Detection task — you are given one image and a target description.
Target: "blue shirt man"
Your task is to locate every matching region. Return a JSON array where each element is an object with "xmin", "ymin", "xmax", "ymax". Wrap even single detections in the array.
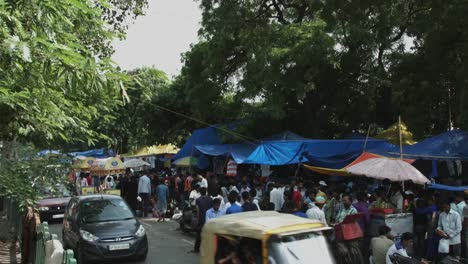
[
  {"xmin": 206, "ymin": 198, "xmax": 225, "ymax": 222},
  {"xmin": 226, "ymin": 190, "xmax": 243, "ymax": 215},
  {"xmin": 226, "ymin": 203, "xmax": 243, "ymax": 214}
]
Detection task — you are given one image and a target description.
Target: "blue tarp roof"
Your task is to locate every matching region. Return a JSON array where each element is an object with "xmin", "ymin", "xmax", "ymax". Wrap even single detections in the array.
[
  {"xmin": 428, "ymin": 183, "xmax": 468, "ymax": 192},
  {"xmin": 242, "ymin": 139, "xmax": 392, "ymax": 165},
  {"xmin": 68, "ymin": 148, "xmax": 115, "ymax": 158},
  {"xmin": 173, "ymin": 124, "xmax": 238, "ymax": 160},
  {"xmin": 195, "ymin": 143, "xmax": 257, "ymax": 164},
  {"xmin": 375, "ymin": 130, "xmax": 468, "ymax": 160},
  {"xmin": 193, "ymin": 131, "xmax": 305, "ymax": 163}
]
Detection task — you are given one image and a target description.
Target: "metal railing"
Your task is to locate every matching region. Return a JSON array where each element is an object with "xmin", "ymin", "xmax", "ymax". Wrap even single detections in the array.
[
  {"xmin": 34, "ymin": 222, "xmax": 77, "ymax": 264},
  {"xmin": 63, "ymin": 249, "xmax": 77, "ymax": 264},
  {"xmin": 2, "ymin": 198, "xmax": 77, "ymax": 264}
]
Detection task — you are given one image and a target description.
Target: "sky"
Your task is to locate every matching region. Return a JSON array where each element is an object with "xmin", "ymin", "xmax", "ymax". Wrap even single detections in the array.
[{"xmin": 112, "ymin": 0, "xmax": 202, "ymax": 78}]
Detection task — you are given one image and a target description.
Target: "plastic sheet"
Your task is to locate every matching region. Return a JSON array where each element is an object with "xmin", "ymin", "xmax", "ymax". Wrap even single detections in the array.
[{"xmin": 368, "ymin": 213, "xmax": 413, "ymax": 237}]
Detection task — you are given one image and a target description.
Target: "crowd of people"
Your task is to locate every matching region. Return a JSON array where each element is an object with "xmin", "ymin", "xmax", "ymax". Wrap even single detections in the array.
[{"xmin": 86, "ymin": 168, "xmax": 468, "ymax": 263}]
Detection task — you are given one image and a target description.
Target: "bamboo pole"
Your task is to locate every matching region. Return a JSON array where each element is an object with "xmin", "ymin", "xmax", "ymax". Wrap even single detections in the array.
[{"xmin": 399, "ymin": 116, "xmax": 405, "ymax": 191}]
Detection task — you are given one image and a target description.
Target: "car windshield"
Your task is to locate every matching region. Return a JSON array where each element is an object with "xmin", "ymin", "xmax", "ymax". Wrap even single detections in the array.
[
  {"xmin": 80, "ymin": 199, "xmax": 134, "ymax": 223},
  {"xmin": 268, "ymin": 231, "xmax": 334, "ymax": 264}
]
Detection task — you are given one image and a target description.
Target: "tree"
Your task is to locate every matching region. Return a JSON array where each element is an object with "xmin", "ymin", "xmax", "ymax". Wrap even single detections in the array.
[
  {"xmin": 0, "ymin": 0, "xmax": 146, "ymax": 206},
  {"xmin": 0, "ymin": 0, "xmax": 132, "ymax": 148},
  {"xmin": 94, "ymin": 67, "xmax": 171, "ymax": 154},
  {"xmin": 174, "ymin": 0, "xmax": 468, "ymax": 140}
]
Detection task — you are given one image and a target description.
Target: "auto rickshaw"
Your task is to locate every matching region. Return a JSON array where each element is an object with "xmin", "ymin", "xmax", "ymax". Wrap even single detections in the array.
[{"xmin": 201, "ymin": 211, "xmax": 335, "ymax": 264}]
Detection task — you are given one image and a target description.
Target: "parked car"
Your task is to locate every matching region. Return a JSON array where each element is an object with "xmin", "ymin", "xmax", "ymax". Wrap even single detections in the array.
[
  {"xmin": 38, "ymin": 185, "xmax": 72, "ymax": 222},
  {"xmin": 62, "ymin": 195, "xmax": 148, "ymax": 264}
]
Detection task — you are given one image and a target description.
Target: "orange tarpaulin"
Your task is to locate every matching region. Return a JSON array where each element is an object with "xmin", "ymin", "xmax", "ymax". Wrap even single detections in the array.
[{"xmin": 303, "ymin": 152, "xmax": 414, "ymax": 176}]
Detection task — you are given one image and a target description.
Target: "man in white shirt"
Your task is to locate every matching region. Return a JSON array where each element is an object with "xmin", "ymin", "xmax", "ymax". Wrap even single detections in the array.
[
  {"xmin": 137, "ymin": 172, "xmax": 151, "ymax": 217},
  {"xmin": 389, "ymin": 185, "xmax": 403, "ymax": 213},
  {"xmin": 306, "ymin": 196, "xmax": 327, "ymax": 226},
  {"xmin": 437, "ymin": 200, "xmax": 462, "ymax": 260},
  {"xmin": 270, "ymin": 183, "xmax": 284, "ymax": 211},
  {"xmin": 450, "ymin": 194, "xmax": 466, "ymax": 224},
  {"xmin": 189, "ymin": 184, "xmax": 202, "ymax": 206},
  {"xmin": 249, "ymin": 189, "xmax": 261, "ymax": 211},
  {"xmin": 198, "ymin": 175, "xmax": 208, "ymax": 189},
  {"xmin": 385, "ymin": 232, "xmax": 413, "ymax": 264}
]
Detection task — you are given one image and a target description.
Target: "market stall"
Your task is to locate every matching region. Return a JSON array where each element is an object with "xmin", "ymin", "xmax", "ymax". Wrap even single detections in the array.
[
  {"xmin": 345, "ymin": 157, "xmax": 429, "ymax": 239},
  {"xmin": 72, "ymin": 156, "xmax": 95, "ymax": 170},
  {"xmin": 79, "ymin": 157, "xmax": 125, "ymax": 195},
  {"xmin": 90, "ymin": 157, "xmax": 125, "ymax": 176}
]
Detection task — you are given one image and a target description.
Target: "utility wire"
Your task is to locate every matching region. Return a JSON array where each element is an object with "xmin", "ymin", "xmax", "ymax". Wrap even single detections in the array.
[{"xmin": 152, "ymin": 104, "xmax": 259, "ymax": 145}]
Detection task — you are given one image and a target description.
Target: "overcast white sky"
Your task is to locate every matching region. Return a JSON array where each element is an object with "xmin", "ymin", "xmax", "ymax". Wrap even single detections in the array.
[{"xmin": 112, "ymin": 0, "xmax": 201, "ymax": 78}]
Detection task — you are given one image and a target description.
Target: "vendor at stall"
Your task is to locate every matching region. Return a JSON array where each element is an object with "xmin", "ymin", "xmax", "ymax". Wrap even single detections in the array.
[
  {"xmin": 371, "ymin": 188, "xmax": 393, "ymax": 209},
  {"xmin": 335, "ymin": 194, "xmax": 357, "ymax": 224}
]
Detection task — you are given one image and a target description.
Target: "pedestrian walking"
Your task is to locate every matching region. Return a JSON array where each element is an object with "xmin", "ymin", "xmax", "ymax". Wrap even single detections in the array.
[
  {"xmin": 138, "ymin": 171, "xmax": 152, "ymax": 217},
  {"xmin": 306, "ymin": 196, "xmax": 327, "ymax": 226},
  {"xmin": 190, "ymin": 187, "xmax": 212, "ymax": 254},
  {"xmin": 156, "ymin": 179, "xmax": 170, "ymax": 222},
  {"xmin": 437, "ymin": 200, "xmax": 462, "ymax": 261}
]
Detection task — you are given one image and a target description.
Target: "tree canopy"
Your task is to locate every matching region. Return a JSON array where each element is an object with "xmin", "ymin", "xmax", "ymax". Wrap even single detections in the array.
[
  {"xmin": 167, "ymin": 0, "xmax": 468, "ymax": 140},
  {"xmin": 0, "ymin": 0, "xmax": 146, "ymax": 205}
]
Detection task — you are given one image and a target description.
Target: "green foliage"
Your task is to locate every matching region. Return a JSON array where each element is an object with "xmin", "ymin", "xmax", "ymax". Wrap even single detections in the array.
[
  {"xmin": 0, "ymin": 145, "xmax": 70, "ymax": 208},
  {"xmin": 0, "ymin": 0, "xmax": 147, "ymax": 206},
  {"xmin": 173, "ymin": 0, "xmax": 468, "ymax": 140},
  {"xmin": 0, "ymin": 0, "xmax": 140, "ymax": 147},
  {"xmin": 94, "ymin": 67, "xmax": 172, "ymax": 153}
]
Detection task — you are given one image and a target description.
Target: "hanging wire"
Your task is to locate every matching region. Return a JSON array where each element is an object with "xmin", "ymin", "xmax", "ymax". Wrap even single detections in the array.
[{"xmin": 152, "ymin": 104, "xmax": 259, "ymax": 145}]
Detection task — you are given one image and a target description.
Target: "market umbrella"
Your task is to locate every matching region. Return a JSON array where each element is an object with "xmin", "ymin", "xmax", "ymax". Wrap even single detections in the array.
[
  {"xmin": 346, "ymin": 158, "xmax": 430, "ymax": 185},
  {"xmin": 72, "ymin": 156, "xmax": 96, "ymax": 169},
  {"xmin": 303, "ymin": 152, "xmax": 415, "ymax": 176},
  {"xmin": 123, "ymin": 159, "xmax": 150, "ymax": 168},
  {"xmin": 172, "ymin": 157, "xmax": 198, "ymax": 167},
  {"xmin": 90, "ymin": 157, "xmax": 125, "ymax": 176}
]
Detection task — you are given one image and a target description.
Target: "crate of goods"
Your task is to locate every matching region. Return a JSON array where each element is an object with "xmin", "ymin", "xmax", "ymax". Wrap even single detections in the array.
[{"xmin": 334, "ymin": 213, "xmax": 364, "ymax": 241}]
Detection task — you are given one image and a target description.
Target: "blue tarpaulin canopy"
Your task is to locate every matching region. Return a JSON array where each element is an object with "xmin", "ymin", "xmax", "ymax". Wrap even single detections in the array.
[
  {"xmin": 173, "ymin": 125, "xmax": 238, "ymax": 160},
  {"xmin": 428, "ymin": 183, "xmax": 468, "ymax": 192},
  {"xmin": 68, "ymin": 148, "xmax": 115, "ymax": 158},
  {"xmin": 242, "ymin": 139, "xmax": 392, "ymax": 165},
  {"xmin": 195, "ymin": 144, "xmax": 257, "ymax": 163},
  {"xmin": 375, "ymin": 130, "xmax": 468, "ymax": 160},
  {"xmin": 193, "ymin": 131, "xmax": 304, "ymax": 163}
]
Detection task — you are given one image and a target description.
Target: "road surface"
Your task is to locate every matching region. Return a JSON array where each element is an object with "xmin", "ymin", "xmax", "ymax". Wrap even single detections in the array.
[{"xmin": 48, "ymin": 218, "xmax": 199, "ymax": 264}]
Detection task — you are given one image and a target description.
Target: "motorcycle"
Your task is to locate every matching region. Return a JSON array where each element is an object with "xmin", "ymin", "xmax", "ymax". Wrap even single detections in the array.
[{"xmin": 175, "ymin": 200, "xmax": 198, "ymax": 233}]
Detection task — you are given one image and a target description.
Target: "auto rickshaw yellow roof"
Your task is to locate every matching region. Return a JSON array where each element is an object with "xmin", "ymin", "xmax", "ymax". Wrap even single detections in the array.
[{"xmin": 202, "ymin": 211, "xmax": 325, "ymax": 240}]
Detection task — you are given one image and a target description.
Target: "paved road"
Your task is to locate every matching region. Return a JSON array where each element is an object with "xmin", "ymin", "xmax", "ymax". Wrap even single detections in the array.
[{"xmin": 48, "ymin": 218, "xmax": 199, "ymax": 264}]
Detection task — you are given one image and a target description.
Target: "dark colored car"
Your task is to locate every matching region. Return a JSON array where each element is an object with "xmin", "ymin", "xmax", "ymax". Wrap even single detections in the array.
[
  {"xmin": 62, "ymin": 195, "xmax": 148, "ymax": 264},
  {"xmin": 38, "ymin": 186, "xmax": 71, "ymax": 222}
]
